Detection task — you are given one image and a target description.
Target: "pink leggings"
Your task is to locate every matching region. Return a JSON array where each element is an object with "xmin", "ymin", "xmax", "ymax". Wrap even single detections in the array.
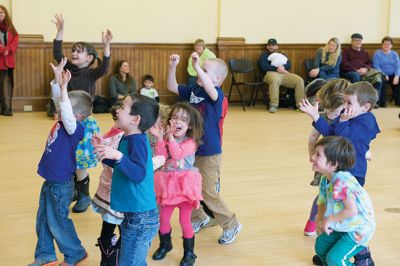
[{"xmin": 159, "ymin": 202, "xmax": 194, "ymax": 238}]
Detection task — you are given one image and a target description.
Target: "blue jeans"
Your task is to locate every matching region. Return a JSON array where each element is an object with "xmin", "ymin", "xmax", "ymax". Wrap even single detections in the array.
[
  {"xmin": 119, "ymin": 208, "xmax": 159, "ymax": 266},
  {"xmin": 34, "ymin": 179, "xmax": 86, "ymax": 264}
]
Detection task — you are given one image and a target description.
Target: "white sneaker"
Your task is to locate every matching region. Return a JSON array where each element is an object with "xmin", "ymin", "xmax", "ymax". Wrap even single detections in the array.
[
  {"xmin": 192, "ymin": 215, "xmax": 211, "ymax": 234},
  {"xmin": 218, "ymin": 223, "xmax": 242, "ymax": 244}
]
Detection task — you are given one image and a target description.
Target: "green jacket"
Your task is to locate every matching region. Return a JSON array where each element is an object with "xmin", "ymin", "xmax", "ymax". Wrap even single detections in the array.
[{"xmin": 187, "ymin": 48, "xmax": 216, "ymax": 77}]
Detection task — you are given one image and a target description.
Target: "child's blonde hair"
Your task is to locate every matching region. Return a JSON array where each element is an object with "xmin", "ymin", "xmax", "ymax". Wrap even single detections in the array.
[
  {"xmin": 316, "ymin": 79, "xmax": 350, "ymax": 111},
  {"xmin": 206, "ymin": 58, "xmax": 228, "ymax": 82},
  {"xmin": 68, "ymin": 90, "xmax": 93, "ymax": 119},
  {"xmin": 344, "ymin": 81, "xmax": 378, "ymax": 111}
]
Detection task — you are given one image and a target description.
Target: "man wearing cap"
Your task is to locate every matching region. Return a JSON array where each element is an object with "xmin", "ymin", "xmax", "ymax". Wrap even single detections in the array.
[
  {"xmin": 341, "ymin": 33, "xmax": 383, "ymax": 105},
  {"xmin": 258, "ymin": 38, "xmax": 305, "ymax": 113}
]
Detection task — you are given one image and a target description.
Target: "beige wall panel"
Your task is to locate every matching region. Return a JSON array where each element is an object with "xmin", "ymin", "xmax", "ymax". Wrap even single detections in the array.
[
  {"xmin": 13, "ymin": 0, "xmax": 218, "ymax": 43},
  {"xmin": 220, "ymin": 0, "xmax": 390, "ymax": 43}
]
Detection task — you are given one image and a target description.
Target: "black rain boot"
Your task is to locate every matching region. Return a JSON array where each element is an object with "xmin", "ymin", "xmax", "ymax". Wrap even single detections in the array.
[
  {"xmin": 180, "ymin": 236, "xmax": 197, "ymax": 266},
  {"xmin": 71, "ymin": 174, "xmax": 78, "ymax": 202},
  {"xmin": 72, "ymin": 175, "xmax": 91, "ymax": 213},
  {"xmin": 152, "ymin": 231, "xmax": 173, "ymax": 260},
  {"xmin": 96, "ymin": 234, "xmax": 120, "ymax": 266}
]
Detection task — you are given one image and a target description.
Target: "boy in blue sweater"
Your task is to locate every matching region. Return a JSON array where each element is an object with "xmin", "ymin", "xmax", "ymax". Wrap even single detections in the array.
[
  {"xmin": 300, "ymin": 81, "xmax": 380, "ymax": 266},
  {"xmin": 93, "ymin": 94, "xmax": 159, "ymax": 266},
  {"xmin": 29, "ymin": 58, "xmax": 90, "ymax": 266}
]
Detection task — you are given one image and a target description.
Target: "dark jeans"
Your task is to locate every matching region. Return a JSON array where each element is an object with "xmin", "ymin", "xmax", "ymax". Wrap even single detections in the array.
[{"xmin": 386, "ymin": 75, "xmax": 400, "ymax": 105}]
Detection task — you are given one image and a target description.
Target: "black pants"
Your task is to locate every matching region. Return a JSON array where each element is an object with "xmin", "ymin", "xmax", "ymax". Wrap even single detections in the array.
[
  {"xmin": 386, "ymin": 75, "xmax": 400, "ymax": 105},
  {"xmin": 0, "ymin": 69, "xmax": 14, "ymax": 111}
]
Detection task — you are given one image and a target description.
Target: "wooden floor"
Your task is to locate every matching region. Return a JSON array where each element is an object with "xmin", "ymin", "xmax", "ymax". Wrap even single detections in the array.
[{"xmin": 1, "ymin": 105, "xmax": 400, "ymax": 265}]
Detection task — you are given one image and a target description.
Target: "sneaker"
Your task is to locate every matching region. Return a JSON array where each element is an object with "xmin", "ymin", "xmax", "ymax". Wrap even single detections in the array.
[
  {"xmin": 28, "ymin": 259, "xmax": 58, "ymax": 266},
  {"xmin": 268, "ymin": 104, "xmax": 278, "ymax": 113},
  {"xmin": 204, "ymin": 217, "xmax": 218, "ymax": 228},
  {"xmin": 58, "ymin": 251, "xmax": 88, "ymax": 266},
  {"xmin": 218, "ymin": 223, "xmax": 242, "ymax": 245},
  {"xmin": 304, "ymin": 220, "xmax": 316, "ymax": 236},
  {"xmin": 192, "ymin": 215, "xmax": 211, "ymax": 234}
]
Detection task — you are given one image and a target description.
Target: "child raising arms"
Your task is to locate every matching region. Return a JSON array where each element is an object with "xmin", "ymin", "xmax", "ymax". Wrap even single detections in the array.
[
  {"xmin": 93, "ymin": 94, "xmax": 159, "ymax": 266},
  {"xmin": 52, "ymin": 13, "xmax": 113, "ymax": 212},
  {"xmin": 311, "ymin": 136, "xmax": 375, "ymax": 266},
  {"xmin": 29, "ymin": 58, "xmax": 90, "ymax": 266},
  {"xmin": 151, "ymin": 102, "xmax": 204, "ymax": 266}
]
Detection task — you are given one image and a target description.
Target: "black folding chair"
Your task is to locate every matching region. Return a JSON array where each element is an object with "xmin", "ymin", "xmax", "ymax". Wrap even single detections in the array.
[{"xmin": 228, "ymin": 58, "xmax": 267, "ymax": 111}]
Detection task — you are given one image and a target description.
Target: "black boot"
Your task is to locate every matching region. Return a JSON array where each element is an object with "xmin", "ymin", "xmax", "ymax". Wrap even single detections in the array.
[
  {"xmin": 180, "ymin": 236, "xmax": 197, "ymax": 266},
  {"xmin": 96, "ymin": 235, "xmax": 120, "ymax": 266},
  {"xmin": 152, "ymin": 231, "xmax": 173, "ymax": 260},
  {"xmin": 354, "ymin": 246, "xmax": 375, "ymax": 266},
  {"xmin": 1, "ymin": 108, "xmax": 12, "ymax": 116},
  {"xmin": 72, "ymin": 175, "xmax": 91, "ymax": 213}
]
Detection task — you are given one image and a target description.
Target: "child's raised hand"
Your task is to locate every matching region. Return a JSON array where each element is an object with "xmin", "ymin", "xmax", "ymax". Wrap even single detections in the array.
[
  {"xmin": 169, "ymin": 54, "xmax": 180, "ymax": 67},
  {"xmin": 165, "ymin": 121, "xmax": 176, "ymax": 141},
  {"xmin": 102, "ymin": 29, "xmax": 113, "ymax": 45},
  {"xmin": 340, "ymin": 107, "xmax": 357, "ymax": 122},
  {"xmin": 299, "ymin": 99, "xmax": 320, "ymax": 121},
  {"xmin": 149, "ymin": 122, "xmax": 164, "ymax": 141},
  {"xmin": 50, "ymin": 57, "xmax": 67, "ymax": 84},
  {"xmin": 92, "ymin": 134, "xmax": 106, "ymax": 146},
  {"xmin": 59, "ymin": 70, "xmax": 71, "ymax": 90},
  {"xmin": 191, "ymin": 52, "xmax": 200, "ymax": 68},
  {"xmin": 52, "ymin": 13, "xmax": 64, "ymax": 32}
]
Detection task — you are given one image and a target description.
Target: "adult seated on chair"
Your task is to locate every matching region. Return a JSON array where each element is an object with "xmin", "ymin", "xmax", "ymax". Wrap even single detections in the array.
[
  {"xmin": 187, "ymin": 39, "xmax": 216, "ymax": 86},
  {"xmin": 108, "ymin": 60, "xmax": 136, "ymax": 105},
  {"xmin": 258, "ymin": 38, "xmax": 305, "ymax": 113},
  {"xmin": 372, "ymin": 36, "xmax": 400, "ymax": 107},
  {"xmin": 341, "ymin": 33, "xmax": 383, "ymax": 105},
  {"xmin": 309, "ymin": 37, "xmax": 341, "ymax": 80}
]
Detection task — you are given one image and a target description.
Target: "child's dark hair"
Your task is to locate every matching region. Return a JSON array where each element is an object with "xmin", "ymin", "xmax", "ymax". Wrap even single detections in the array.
[
  {"xmin": 316, "ymin": 79, "xmax": 350, "ymax": 111},
  {"xmin": 315, "ymin": 136, "xmax": 355, "ymax": 171},
  {"xmin": 129, "ymin": 94, "xmax": 159, "ymax": 132},
  {"xmin": 344, "ymin": 81, "xmax": 378, "ymax": 111},
  {"xmin": 168, "ymin": 102, "xmax": 204, "ymax": 145},
  {"xmin": 143, "ymin": 74, "xmax": 154, "ymax": 83},
  {"xmin": 68, "ymin": 90, "xmax": 93, "ymax": 119},
  {"xmin": 71, "ymin": 42, "xmax": 102, "ymax": 66}
]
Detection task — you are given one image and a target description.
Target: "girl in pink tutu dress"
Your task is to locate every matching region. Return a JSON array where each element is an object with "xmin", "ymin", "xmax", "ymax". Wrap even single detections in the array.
[{"xmin": 151, "ymin": 102, "xmax": 204, "ymax": 266}]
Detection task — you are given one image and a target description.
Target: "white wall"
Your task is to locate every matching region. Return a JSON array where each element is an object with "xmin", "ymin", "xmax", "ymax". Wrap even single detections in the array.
[{"xmin": 10, "ymin": 0, "xmax": 395, "ymax": 44}]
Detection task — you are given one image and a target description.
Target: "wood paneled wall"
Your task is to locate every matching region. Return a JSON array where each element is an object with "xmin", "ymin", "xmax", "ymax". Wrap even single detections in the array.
[{"xmin": 11, "ymin": 35, "xmax": 398, "ymax": 111}]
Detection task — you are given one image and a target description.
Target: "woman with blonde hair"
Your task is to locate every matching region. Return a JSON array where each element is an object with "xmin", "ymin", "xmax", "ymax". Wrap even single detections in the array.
[
  {"xmin": 309, "ymin": 37, "xmax": 341, "ymax": 80},
  {"xmin": 187, "ymin": 39, "xmax": 216, "ymax": 85}
]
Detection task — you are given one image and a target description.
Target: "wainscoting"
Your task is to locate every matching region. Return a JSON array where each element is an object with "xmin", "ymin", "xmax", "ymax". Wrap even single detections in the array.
[{"xmin": 11, "ymin": 35, "xmax": 396, "ymax": 111}]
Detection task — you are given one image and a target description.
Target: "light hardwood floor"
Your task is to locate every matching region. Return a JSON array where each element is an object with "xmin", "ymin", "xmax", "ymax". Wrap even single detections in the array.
[{"xmin": 1, "ymin": 105, "xmax": 399, "ymax": 265}]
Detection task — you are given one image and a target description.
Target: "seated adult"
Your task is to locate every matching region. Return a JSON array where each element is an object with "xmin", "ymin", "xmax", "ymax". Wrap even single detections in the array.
[
  {"xmin": 341, "ymin": 33, "xmax": 383, "ymax": 104},
  {"xmin": 187, "ymin": 39, "xmax": 216, "ymax": 86},
  {"xmin": 108, "ymin": 60, "xmax": 136, "ymax": 105},
  {"xmin": 372, "ymin": 36, "xmax": 400, "ymax": 107},
  {"xmin": 258, "ymin": 38, "xmax": 305, "ymax": 113},
  {"xmin": 309, "ymin": 37, "xmax": 341, "ymax": 80}
]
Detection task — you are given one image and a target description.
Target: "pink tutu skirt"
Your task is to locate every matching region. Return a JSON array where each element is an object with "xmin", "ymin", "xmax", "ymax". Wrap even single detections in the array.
[{"xmin": 154, "ymin": 170, "xmax": 203, "ymax": 209}]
